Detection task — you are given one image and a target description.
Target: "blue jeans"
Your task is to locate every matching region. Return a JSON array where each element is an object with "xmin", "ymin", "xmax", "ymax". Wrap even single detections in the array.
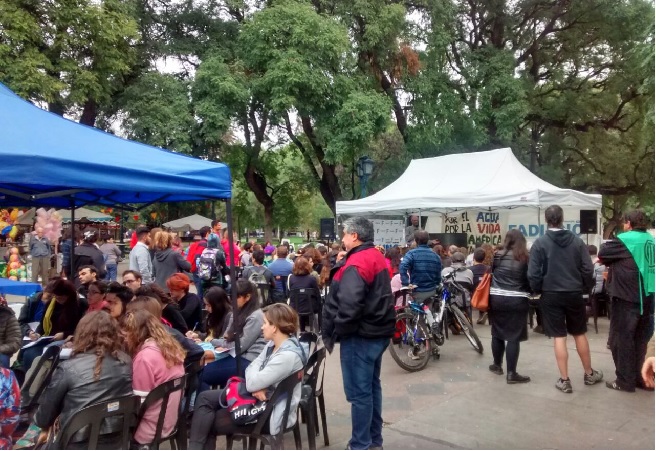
[
  {"xmin": 0, "ymin": 354, "xmax": 10, "ymax": 369},
  {"xmin": 340, "ymin": 335, "xmax": 388, "ymax": 450},
  {"xmin": 105, "ymin": 263, "xmax": 118, "ymax": 282},
  {"xmin": 193, "ymin": 274, "xmax": 203, "ymax": 299},
  {"xmin": 198, "ymin": 356, "xmax": 251, "ymax": 392}
]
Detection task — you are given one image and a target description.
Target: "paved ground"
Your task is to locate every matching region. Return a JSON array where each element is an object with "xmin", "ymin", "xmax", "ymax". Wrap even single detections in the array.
[
  {"xmin": 316, "ymin": 318, "xmax": 655, "ymax": 450},
  {"xmin": 6, "ymin": 265, "xmax": 654, "ymax": 450}
]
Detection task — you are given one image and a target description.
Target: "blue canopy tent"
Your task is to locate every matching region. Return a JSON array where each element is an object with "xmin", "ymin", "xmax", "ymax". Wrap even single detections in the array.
[{"xmin": 0, "ymin": 82, "xmax": 244, "ymax": 363}]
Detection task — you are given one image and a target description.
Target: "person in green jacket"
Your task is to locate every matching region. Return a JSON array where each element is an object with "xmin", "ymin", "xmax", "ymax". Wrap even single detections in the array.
[{"xmin": 599, "ymin": 209, "xmax": 655, "ymax": 392}]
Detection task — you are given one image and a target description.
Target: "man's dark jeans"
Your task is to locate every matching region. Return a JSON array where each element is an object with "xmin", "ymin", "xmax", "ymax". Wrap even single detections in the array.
[{"xmin": 340, "ymin": 335, "xmax": 389, "ymax": 450}]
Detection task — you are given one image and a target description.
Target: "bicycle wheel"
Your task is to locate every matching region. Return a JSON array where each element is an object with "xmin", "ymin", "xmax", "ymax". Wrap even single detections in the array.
[
  {"xmin": 451, "ymin": 306, "xmax": 484, "ymax": 354},
  {"xmin": 388, "ymin": 312, "xmax": 431, "ymax": 372}
]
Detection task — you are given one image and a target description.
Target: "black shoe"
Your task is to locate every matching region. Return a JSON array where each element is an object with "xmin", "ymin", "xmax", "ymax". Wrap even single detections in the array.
[
  {"xmin": 533, "ymin": 325, "xmax": 544, "ymax": 334},
  {"xmin": 489, "ymin": 364, "xmax": 503, "ymax": 375},
  {"xmin": 507, "ymin": 372, "xmax": 531, "ymax": 384}
]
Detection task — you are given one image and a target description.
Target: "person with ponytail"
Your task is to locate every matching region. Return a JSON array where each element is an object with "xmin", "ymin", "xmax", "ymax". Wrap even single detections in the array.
[
  {"xmin": 198, "ymin": 280, "xmax": 267, "ymax": 392},
  {"xmin": 189, "ymin": 304, "xmax": 307, "ymax": 449}
]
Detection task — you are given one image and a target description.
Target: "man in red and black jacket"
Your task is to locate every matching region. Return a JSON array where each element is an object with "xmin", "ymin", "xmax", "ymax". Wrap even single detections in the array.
[{"xmin": 322, "ymin": 216, "xmax": 394, "ymax": 451}]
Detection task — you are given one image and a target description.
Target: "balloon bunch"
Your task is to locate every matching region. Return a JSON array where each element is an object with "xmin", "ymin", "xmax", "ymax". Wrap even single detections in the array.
[
  {"xmin": 33, "ymin": 208, "xmax": 63, "ymax": 243},
  {"xmin": 6, "ymin": 247, "xmax": 27, "ymax": 281},
  {"xmin": 0, "ymin": 209, "xmax": 22, "ymax": 240}
]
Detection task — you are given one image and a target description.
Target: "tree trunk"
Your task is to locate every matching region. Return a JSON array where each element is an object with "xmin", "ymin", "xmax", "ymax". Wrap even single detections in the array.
[
  {"xmin": 79, "ymin": 99, "xmax": 98, "ymax": 127},
  {"xmin": 243, "ymin": 163, "xmax": 275, "ymax": 243}
]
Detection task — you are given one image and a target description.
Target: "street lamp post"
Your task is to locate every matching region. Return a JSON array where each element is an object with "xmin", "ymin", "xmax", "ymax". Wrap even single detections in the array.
[{"xmin": 356, "ymin": 156, "xmax": 375, "ymax": 198}]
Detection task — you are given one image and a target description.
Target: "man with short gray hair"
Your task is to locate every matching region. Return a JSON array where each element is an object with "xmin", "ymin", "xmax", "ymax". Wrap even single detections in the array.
[{"xmin": 322, "ymin": 216, "xmax": 395, "ymax": 450}]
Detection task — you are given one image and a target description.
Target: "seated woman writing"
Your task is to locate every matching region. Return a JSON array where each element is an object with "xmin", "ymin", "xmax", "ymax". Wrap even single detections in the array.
[
  {"xmin": 186, "ymin": 286, "xmax": 232, "ymax": 345},
  {"xmin": 188, "ymin": 304, "xmax": 307, "ymax": 449},
  {"xmin": 34, "ymin": 311, "xmax": 133, "ymax": 448},
  {"xmin": 22, "ymin": 279, "xmax": 83, "ymax": 371},
  {"xmin": 198, "ymin": 280, "xmax": 267, "ymax": 392}
]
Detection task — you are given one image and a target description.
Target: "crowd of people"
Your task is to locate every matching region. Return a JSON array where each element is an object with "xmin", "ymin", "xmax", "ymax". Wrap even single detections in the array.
[
  {"xmin": 0, "ymin": 218, "xmax": 343, "ymax": 449},
  {"xmin": 0, "ymin": 207, "xmax": 652, "ymax": 450}
]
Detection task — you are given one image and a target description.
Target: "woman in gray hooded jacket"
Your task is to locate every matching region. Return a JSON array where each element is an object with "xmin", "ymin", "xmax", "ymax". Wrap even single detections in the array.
[{"xmin": 189, "ymin": 303, "xmax": 307, "ymax": 449}]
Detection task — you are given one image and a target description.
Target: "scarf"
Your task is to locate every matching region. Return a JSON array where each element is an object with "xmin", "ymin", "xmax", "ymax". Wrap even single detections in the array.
[
  {"xmin": 618, "ymin": 230, "xmax": 655, "ymax": 314},
  {"xmin": 42, "ymin": 300, "xmax": 57, "ymax": 336}
]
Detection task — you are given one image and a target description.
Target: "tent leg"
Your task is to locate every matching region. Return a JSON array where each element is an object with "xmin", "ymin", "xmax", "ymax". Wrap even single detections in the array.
[
  {"xmin": 70, "ymin": 199, "xmax": 76, "ymax": 278},
  {"xmin": 225, "ymin": 199, "xmax": 242, "ymax": 373}
]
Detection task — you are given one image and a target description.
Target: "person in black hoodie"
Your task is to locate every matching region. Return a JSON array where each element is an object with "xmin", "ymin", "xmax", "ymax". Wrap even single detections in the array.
[
  {"xmin": 528, "ymin": 205, "xmax": 602, "ymax": 394},
  {"xmin": 73, "ymin": 228, "xmax": 106, "ymax": 286}
]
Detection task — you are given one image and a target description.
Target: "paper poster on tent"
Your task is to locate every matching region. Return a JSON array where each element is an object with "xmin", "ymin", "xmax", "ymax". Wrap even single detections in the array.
[
  {"xmin": 444, "ymin": 211, "xmax": 508, "ymax": 251},
  {"xmin": 443, "ymin": 208, "xmax": 595, "ymax": 251},
  {"xmin": 372, "ymin": 219, "xmax": 404, "ymax": 246}
]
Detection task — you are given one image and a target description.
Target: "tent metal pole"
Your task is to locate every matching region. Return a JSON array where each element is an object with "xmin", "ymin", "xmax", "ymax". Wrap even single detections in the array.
[
  {"xmin": 70, "ymin": 198, "xmax": 76, "ymax": 278},
  {"xmin": 225, "ymin": 199, "xmax": 242, "ymax": 374},
  {"xmin": 119, "ymin": 207, "xmax": 125, "ymax": 244}
]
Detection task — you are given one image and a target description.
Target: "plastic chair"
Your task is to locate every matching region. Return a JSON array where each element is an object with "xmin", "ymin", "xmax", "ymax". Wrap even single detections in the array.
[
  {"xmin": 20, "ymin": 345, "xmax": 61, "ymax": 415},
  {"xmin": 298, "ymin": 331, "xmax": 319, "ymax": 357},
  {"xmin": 288, "ymin": 288, "xmax": 321, "ymax": 332},
  {"xmin": 177, "ymin": 361, "xmax": 203, "ymax": 450},
  {"xmin": 298, "ymin": 347, "xmax": 328, "ymax": 449},
  {"xmin": 49, "ymin": 395, "xmax": 140, "ymax": 450},
  {"xmin": 226, "ymin": 370, "xmax": 304, "ymax": 450},
  {"xmin": 136, "ymin": 374, "xmax": 187, "ymax": 450}
]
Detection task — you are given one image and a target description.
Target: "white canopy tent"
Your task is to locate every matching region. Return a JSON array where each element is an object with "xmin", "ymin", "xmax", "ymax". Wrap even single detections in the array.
[
  {"xmin": 336, "ymin": 148, "xmax": 601, "ymax": 216},
  {"xmin": 336, "ymin": 148, "xmax": 602, "ymax": 247},
  {"xmin": 56, "ymin": 208, "xmax": 114, "ymax": 223},
  {"xmin": 163, "ymin": 214, "xmax": 212, "ymax": 232}
]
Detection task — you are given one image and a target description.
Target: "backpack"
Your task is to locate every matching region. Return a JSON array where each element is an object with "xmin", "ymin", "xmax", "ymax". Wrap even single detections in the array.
[
  {"xmin": 248, "ymin": 267, "xmax": 271, "ymax": 305},
  {"xmin": 219, "ymin": 376, "xmax": 267, "ymax": 425},
  {"xmin": 248, "ymin": 267, "xmax": 269, "ymax": 286},
  {"xmin": 197, "ymin": 248, "xmax": 221, "ymax": 282}
]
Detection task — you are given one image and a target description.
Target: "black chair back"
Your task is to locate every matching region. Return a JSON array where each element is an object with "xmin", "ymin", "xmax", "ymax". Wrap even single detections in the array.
[
  {"xmin": 54, "ymin": 395, "xmax": 140, "ymax": 450},
  {"xmin": 305, "ymin": 348, "xmax": 326, "ymax": 394},
  {"xmin": 250, "ymin": 370, "xmax": 304, "ymax": 437},
  {"xmin": 288, "ymin": 287, "xmax": 320, "ymax": 316},
  {"xmin": 136, "ymin": 374, "xmax": 187, "ymax": 449},
  {"xmin": 21, "ymin": 345, "xmax": 61, "ymax": 411},
  {"xmin": 298, "ymin": 331, "xmax": 319, "ymax": 356}
]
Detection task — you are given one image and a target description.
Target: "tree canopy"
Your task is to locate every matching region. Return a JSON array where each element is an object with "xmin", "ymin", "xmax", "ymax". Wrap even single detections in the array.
[{"xmin": 1, "ymin": 0, "xmax": 652, "ymax": 238}]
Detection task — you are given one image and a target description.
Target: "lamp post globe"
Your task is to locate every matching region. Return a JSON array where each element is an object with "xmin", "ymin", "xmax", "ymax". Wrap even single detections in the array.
[{"xmin": 357, "ymin": 155, "xmax": 375, "ymax": 198}]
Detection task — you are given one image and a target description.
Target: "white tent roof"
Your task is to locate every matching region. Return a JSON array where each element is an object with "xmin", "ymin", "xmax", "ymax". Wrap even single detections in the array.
[
  {"xmin": 163, "ymin": 214, "xmax": 212, "ymax": 232},
  {"xmin": 336, "ymin": 148, "xmax": 602, "ymax": 216},
  {"xmin": 57, "ymin": 208, "xmax": 114, "ymax": 223}
]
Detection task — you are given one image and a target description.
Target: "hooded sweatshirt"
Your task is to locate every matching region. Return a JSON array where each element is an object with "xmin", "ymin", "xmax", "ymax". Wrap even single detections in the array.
[
  {"xmin": 245, "ymin": 337, "xmax": 308, "ymax": 435},
  {"xmin": 153, "ymin": 248, "xmax": 192, "ymax": 291},
  {"xmin": 527, "ymin": 229, "xmax": 594, "ymax": 293},
  {"xmin": 132, "ymin": 340, "xmax": 185, "ymax": 445}
]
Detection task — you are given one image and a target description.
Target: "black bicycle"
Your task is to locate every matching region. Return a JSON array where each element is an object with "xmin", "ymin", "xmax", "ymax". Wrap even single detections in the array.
[{"xmin": 389, "ymin": 275, "xmax": 483, "ymax": 372}]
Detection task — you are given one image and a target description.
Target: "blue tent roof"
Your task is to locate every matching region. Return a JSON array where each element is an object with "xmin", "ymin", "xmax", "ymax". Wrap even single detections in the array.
[{"xmin": 0, "ymin": 83, "xmax": 231, "ymax": 208}]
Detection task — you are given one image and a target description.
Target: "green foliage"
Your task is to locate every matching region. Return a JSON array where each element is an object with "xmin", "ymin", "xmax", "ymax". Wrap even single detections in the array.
[
  {"xmin": 119, "ymin": 72, "xmax": 196, "ymax": 152},
  {"xmin": 0, "ymin": 0, "xmax": 138, "ymax": 114}
]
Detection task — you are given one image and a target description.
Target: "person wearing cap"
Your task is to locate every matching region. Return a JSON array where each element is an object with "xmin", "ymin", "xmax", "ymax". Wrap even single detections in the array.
[
  {"xmin": 129, "ymin": 226, "xmax": 153, "ymax": 284},
  {"xmin": 72, "ymin": 228, "xmax": 106, "ymax": 287}
]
